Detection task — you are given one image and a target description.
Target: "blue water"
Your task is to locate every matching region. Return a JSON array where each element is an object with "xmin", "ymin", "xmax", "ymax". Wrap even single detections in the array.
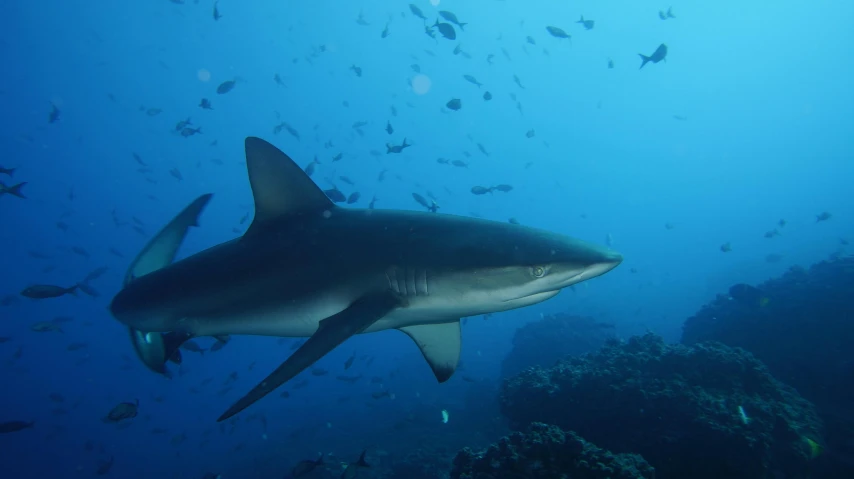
[{"xmin": 1, "ymin": 1, "xmax": 852, "ymax": 477}]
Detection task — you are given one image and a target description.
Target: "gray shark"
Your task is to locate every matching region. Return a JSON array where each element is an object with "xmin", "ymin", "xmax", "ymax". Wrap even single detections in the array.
[{"xmin": 109, "ymin": 137, "xmax": 622, "ymax": 422}]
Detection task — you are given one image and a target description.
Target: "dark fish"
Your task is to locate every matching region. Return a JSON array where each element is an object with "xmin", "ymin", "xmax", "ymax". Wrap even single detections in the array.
[
  {"xmin": 20, "ymin": 284, "xmax": 77, "ymax": 299},
  {"xmin": 408, "ymin": 4, "xmax": 426, "ymax": 20},
  {"xmin": 816, "ymin": 212, "xmax": 832, "ymax": 222},
  {"xmin": 720, "ymin": 242, "xmax": 732, "ymax": 253},
  {"xmin": 385, "ymin": 121, "xmax": 394, "ymax": 134},
  {"xmin": 546, "ymin": 26, "xmax": 571, "ymax": 40},
  {"xmin": 181, "ymin": 127, "xmax": 202, "ymax": 137},
  {"xmin": 48, "ymin": 102, "xmax": 61, "ymax": 123},
  {"xmin": 304, "ymin": 157, "xmax": 320, "ymax": 176},
  {"xmin": 729, "ymin": 283, "xmax": 769, "ymax": 308},
  {"xmin": 344, "ymin": 353, "xmax": 355, "ymax": 369},
  {"xmin": 0, "ymin": 420, "xmax": 34, "ymax": 434},
  {"xmin": 494, "ymin": 184, "xmax": 513, "ymax": 192},
  {"xmin": 446, "ymin": 98, "xmax": 462, "ymax": 110},
  {"xmin": 463, "ymin": 75, "xmax": 482, "ymax": 88},
  {"xmin": 292, "ymin": 455, "xmax": 324, "ymax": 477},
  {"xmin": 576, "ymin": 16, "xmax": 594, "ymax": 30},
  {"xmin": 199, "ymin": 98, "xmax": 213, "ymax": 109},
  {"xmin": 412, "ymin": 193, "xmax": 439, "ymax": 213},
  {"xmin": 213, "ymin": 1, "xmax": 222, "ymax": 20},
  {"xmin": 0, "ymin": 166, "xmax": 15, "ymax": 176},
  {"xmin": 102, "ymin": 399, "xmax": 139, "ymax": 423},
  {"xmin": 217, "ymin": 80, "xmax": 236, "ymax": 94},
  {"xmin": 386, "ymin": 138, "xmax": 411, "ymax": 154},
  {"xmin": 659, "ymin": 7, "xmax": 676, "ymax": 20},
  {"xmin": 347, "ymin": 192, "xmax": 361, "ymax": 204},
  {"xmin": 483, "ymin": 91, "xmax": 492, "ymax": 101},
  {"xmin": 324, "ymin": 188, "xmax": 347, "ymax": 203},
  {"xmin": 0, "ymin": 181, "xmax": 26, "ymax": 198},
  {"xmin": 432, "ymin": 20, "xmax": 456, "ymax": 40},
  {"xmin": 439, "ymin": 11, "xmax": 466, "ymax": 31},
  {"xmin": 470, "ymin": 186, "xmax": 493, "ymax": 195},
  {"xmin": 639, "ymin": 44, "xmax": 668, "ymax": 69},
  {"xmin": 350, "ymin": 65, "xmax": 362, "ymax": 77}
]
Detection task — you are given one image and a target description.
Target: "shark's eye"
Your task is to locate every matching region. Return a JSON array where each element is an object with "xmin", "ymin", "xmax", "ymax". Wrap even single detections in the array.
[{"xmin": 532, "ymin": 266, "xmax": 546, "ymax": 278}]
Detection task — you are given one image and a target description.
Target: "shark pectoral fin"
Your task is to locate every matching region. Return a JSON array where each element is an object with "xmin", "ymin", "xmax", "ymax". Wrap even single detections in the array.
[
  {"xmin": 243, "ymin": 137, "xmax": 335, "ymax": 236},
  {"xmin": 217, "ymin": 291, "xmax": 403, "ymax": 422},
  {"xmin": 124, "ymin": 194, "xmax": 212, "ymax": 286},
  {"xmin": 398, "ymin": 321, "xmax": 461, "ymax": 382}
]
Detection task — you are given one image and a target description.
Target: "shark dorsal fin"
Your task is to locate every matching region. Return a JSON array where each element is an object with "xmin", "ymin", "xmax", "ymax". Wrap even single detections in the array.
[
  {"xmin": 399, "ymin": 321, "xmax": 461, "ymax": 382},
  {"xmin": 244, "ymin": 137, "xmax": 334, "ymax": 235},
  {"xmin": 124, "ymin": 194, "xmax": 212, "ymax": 286}
]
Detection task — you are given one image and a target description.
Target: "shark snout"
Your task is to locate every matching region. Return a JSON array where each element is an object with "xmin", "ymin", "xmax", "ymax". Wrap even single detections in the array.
[{"xmin": 584, "ymin": 251, "xmax": 623, "ymax": 279}]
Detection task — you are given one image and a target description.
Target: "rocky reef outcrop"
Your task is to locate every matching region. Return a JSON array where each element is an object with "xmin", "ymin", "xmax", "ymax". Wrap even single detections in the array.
[
  {"xmin": 500, "ymin": 333, "xmax": 824, "ymax": 479},
  {"xmin": 450, "ymin": 422, "xmax": 654, "ymax": 479},
  {"xmin": 500, "ymin": 312, "xmax": 615, "ymax": 378},
  {"xmin": 682, "ymin": 256, "xmax": 854, "ymax": 474}
]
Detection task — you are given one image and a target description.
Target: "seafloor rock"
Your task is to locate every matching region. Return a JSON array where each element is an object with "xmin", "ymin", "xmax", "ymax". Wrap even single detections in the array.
[
  {"xmin": 450, "ymin": 422, "xmax": 654, "ymax": 479},
  {"xmin": 500, "ymin": 333, "xmax": 824, "ymax": 479},
  {"xmin": 682, "ymin": 256, "xmax": 854, "ymax": 474},
  {"xmin": 500, "ymin": 312, "xmax": 615, "ymax": 378}
]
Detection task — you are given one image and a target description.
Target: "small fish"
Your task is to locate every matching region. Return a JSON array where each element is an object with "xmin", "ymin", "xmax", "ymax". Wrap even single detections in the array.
[
  {"xmin": 446, "ymin": 98, "xmax": 462, "ymax": 111},
  {"xmin": 304, "ymin": 157, "xmax": 320, "ymax": 177},
  {"xmin": 170, "ymin": 168, "xmax": 183, "ymax": 181},
  {"xmin": 48, "ymin": 102, "xmax": 61, "ymax": 123},
  {"xmin": 385, "ymin": 121, "xmax": 394, "ymax": 134},
  {"xmin": 409, "ymin": 4, "xmax": 427, "ymax": 20},
  {"xmin": 386, "ymin": 138, "xmax": 411, "ymax": 154},
  {"xmin": 181, "ymin": 127, "xmax": 202, "ymax": 137},
  {"xmin": 483, "ymin": 91, "xmax": 492, "ymax": 101},
  {"xmin": 432, "ymin": 20, "xmax": 456, "ymax": 40},
  {"xmin": 199, "ymin": 98, "xmax": 213, "ymax": 109},
  {"xmin": 659, "ymin": 7, "xmax": 676, "ymax": 20},
  {"xmin": 470, "ymin": 186, "xmax": 493, "ymax": 195},
  {"xmin": 216, "ymin": 79, "xmax": 236, "ymax": 94},
  {"xmin": 816, "ymin": 212, "xmax": 832, "ymax": 222},
  {"xmin": 213, "ymin": 1, "xmax": 222, "ymax": 21},
  {"xmin": 412, "ymin": 193, "xmax": 439, "ymax": 213},
  {"xmin": 324, "ymin": 188, "xmax": 347, "ymax": 203},
  {"xmin": 576, "ymin": 16, "xmax": 594, "ymax": 30},
  {"xmin": 639, "ymin": 44, "xmax": 668, "ymax": 69},
  {"xmin": 463, "ymin": 75, "xmax": 482, "ymax": 88},
  {"xmin": 175, "ymin": 117, "xmax": 192, "ymax": 131},
  {"xmin": 526, "ymin": 129, "xmax": 535, "ymax": 138},
  {"xmin": 350, "ymin": 65, "xmax": 362, "ymax": 77},
  {"xmin": 494, "ymin": 184, "xmax": 513, "ymax": 192},
  {"xmin": 347, "ymin": 192, "xmax": 361, "ymax": 204},
  {"xmin": 439, "ymin": 11, "xmax": 467, "ymax": 31},
  {"xmin": 546, "ymin": 26, "xmax": 571, "ymax": 40},
  {"xmin": 21, "ymin": 284, "xmax": 77, "ymax": 299},
  {"xmin": 0, "ymin": 166, "xmax": 15, "ymax": 176},
  {"xmin": 720, "ymin": 242, "xmax": 732, "ymax": 253},
  {"xmin": 381, "ymin": 23, "xmax": 390, "ymax": 38}
]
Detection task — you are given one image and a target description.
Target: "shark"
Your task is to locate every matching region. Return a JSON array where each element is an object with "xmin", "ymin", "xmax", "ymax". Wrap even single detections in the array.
[{"xmin": 109, "ymin": 137, "xmax": 623, "ymax": 422}]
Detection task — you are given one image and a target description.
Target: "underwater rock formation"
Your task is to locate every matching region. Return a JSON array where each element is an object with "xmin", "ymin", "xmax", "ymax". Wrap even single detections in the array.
[
  {"xmin": 450, "ymin": 422, "xmax": 654, "ymax": 479},
  {"xmin": 500, "ymin": 333, "xmax": 824, "ymax": 479},
  {"xmin": 682, "ymin": 256, "xmax": 854, "ymax": 473},
  {"xmin": 500, "ymin": 312, "xmax": 615, "ymax": 378}
]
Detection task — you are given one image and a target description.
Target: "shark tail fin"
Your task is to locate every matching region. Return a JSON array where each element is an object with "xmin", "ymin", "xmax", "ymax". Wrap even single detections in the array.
[
  {"xmin": 638, "ymin": 53, "xmax": 651, "ymax": 69},
  {"xmin": 356, "ymin": 450, "xmax": 370, "ymax": 468},
  {"xmin": 3, "ymin": 181, "xmax": 27, "ymax": 198}
]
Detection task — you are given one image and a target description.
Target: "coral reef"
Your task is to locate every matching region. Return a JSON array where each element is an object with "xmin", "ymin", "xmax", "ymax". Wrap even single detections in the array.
[
  {"xmin": 500, "ymin": 312, "xmax": 615, "ymax": 378},
  {"xmin": 450, "ymin": 422, "xmax": 653, "ymax": 479},
  {"xmin": 682, "ymin": 256, "xmax": 854, "ymax": 473},
  {"xmin": 500, "ymin": 334, "xmax": 823, "ymax": 479}
]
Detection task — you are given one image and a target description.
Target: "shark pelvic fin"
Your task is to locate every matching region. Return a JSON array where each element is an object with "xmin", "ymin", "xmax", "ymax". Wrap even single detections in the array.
[
  {"xmin": 129, "ymin": 329, "xmax": 193, "ymax": 377},
  {"xmin": 243, "ymin": 137, "xmax": 334, "ymax": 236},
  {"xmin": 398, "ymin": 321, "xmax": 461, "ymax": 382},
  {"xmin": 217, "ymin": 291, "xmax": 403, "ymax": 422},
  {"xmin": 124, "ymin": 194, "xmax": 212, "ymax": 286}
]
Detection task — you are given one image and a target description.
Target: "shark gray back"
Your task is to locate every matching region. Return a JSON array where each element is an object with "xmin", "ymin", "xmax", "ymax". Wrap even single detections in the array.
[{"xmin": 109, "ymin": 137, "xmax": 622, "ymax": 421}]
